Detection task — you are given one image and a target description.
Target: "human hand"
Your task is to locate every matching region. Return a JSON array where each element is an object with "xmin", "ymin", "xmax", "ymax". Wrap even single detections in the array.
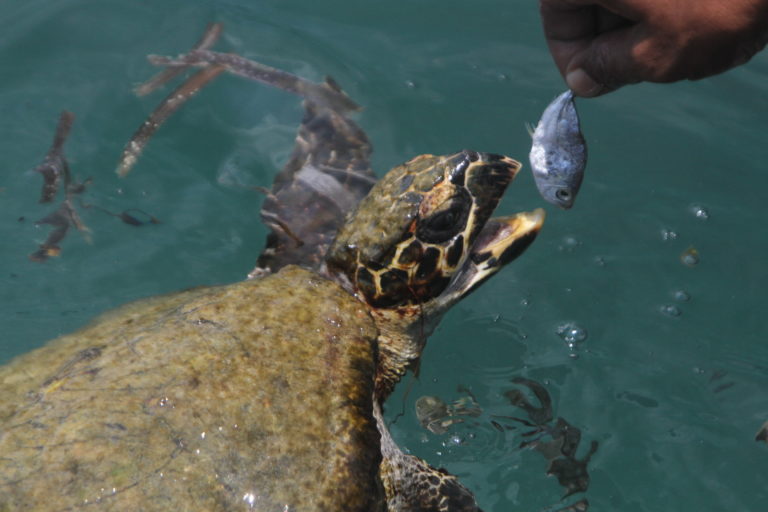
[{"xmin": 540, "ymin": 0, "xmax": 768, "ymax": 97}]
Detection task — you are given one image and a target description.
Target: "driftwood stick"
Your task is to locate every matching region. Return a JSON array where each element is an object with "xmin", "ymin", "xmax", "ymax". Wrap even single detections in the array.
[
  {"xmin": 133, "ymin": 22, "xmax": 223, "ymax": 97},
  {"xmin": 116, "ymin": 64, "xmax": 226, "ymax": 177}
]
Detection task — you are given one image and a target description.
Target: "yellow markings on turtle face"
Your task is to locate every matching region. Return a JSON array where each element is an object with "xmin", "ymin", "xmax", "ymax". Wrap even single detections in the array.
[
  {"xmin": 351, "ymin": 151, "xmax": 521, "ymax": 308},
  {"xmin": 365, "ymin": 160, "xmax": 484, "ymax": 295},
  {"xmin": 358, "ymin": 232, "xmax": 474, "ymax": 306}
]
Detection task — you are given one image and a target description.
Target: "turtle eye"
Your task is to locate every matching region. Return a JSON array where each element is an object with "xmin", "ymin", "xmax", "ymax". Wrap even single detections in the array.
[
  {"xmin": 427, "ymin": 209, "xmax": 457, "ymax": 232},
  {"xmin": 417, "ymin": 195, "xmax": 470, "ymax": 244}
]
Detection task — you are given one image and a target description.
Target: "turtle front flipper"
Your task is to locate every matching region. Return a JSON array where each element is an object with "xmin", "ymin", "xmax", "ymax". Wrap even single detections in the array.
[
  {"xmin": 375, "ymin": 403, "xmax": 483, "ymax": 512},
  {"xmin": 252, "ymin": 75, "xmax": 376, "ymax": 275},
  {"xmin": 381, "ymin": 453, "xmax": 482, "ymax": 512}
]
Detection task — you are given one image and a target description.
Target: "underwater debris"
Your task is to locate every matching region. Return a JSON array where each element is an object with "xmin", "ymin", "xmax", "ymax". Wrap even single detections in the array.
[
  {"xmin": 28, "ymin": 112, "xmax": 92, "ymax": 262},
  {"xmin": 34, "ymin": 110, "xmax": 74, "ymax": 203},
  {"xmin": 118, "ymin": 24, "xmax": 228, "ymax": 177},
  {"xmin": 30, "ymin": 199, "xmax": 91, "ymax": 262},
  {"xmin": 77, "ymin": 202, "xmax": 161, "ymax": 227},
  {"xmin": 134, "ymin": 22, "xmax": 223, "ymax": 97},
  {"xmin": 117, "ymin": 23, "xmax": 360, "ymax": 177},
  {"xmin": 27, "ymin": 113, "xmax": 158, "ymax": 262},
  {"xmin": 148, "ymin": 51, "xmax": 360, "ymax": 112},
  {"xmin": 120, "ymin": 23, "xmax": 376, "ymax": 279},
  {"xmin": 117, "ymin": 64, "xmax": 226, "ymax": 177}
]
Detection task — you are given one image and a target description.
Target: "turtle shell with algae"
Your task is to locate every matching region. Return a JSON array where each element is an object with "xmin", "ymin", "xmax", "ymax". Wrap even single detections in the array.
[{"xmin": 0, "ymin": 266, "xmax": 385, "ymax": 511}]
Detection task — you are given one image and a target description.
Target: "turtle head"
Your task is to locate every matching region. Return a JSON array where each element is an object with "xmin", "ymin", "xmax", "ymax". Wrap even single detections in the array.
[
  {"xmin": 325, "ymin": 150, "xmax": 544, "ymax": 395},
  {"xmin": 326, "ymin": 149, "xmax": 544, "ymax": 313}
]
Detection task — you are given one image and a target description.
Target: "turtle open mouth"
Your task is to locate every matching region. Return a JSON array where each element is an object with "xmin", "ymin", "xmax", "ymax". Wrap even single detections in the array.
[
  {"xmin": 445, "ymin": 208, "xmax": 545, "ymax": 300},
  {"xmin": 470, "ymin": 209, "xmax": 545, "ymax": 268}
]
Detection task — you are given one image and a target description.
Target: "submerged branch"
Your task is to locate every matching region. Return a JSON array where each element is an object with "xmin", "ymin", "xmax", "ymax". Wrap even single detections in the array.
[
  {"xmin": 134, "ymin": 22, "xmax": 223, "ymax": 97},
  {"xmin": 34, "ymin": 110, "xmax": 75, "ymax": 203},
  {"xmin": 148, "ymin": 50, "xmax": 361, "ymax": 113},
  {"xmin": 116, "ymin": 64, "xmax": 226, "ymax": 177}
]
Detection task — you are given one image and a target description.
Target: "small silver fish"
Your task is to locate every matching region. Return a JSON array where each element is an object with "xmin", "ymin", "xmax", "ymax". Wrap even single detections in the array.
[{"xmin": 528, "ymin": 90, "xmax": 587, "ymax": 209}]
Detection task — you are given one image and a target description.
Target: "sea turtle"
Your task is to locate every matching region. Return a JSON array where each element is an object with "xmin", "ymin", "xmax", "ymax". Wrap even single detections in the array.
[{"xmin": 0, "ymin": 29, "xmax": 545, "ymax": 511}]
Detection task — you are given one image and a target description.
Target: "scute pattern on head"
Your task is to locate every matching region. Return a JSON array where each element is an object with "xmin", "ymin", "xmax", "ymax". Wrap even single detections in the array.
[{"xmin": 326, "ymin": 150, "xmax": 520, "ymax": 309}]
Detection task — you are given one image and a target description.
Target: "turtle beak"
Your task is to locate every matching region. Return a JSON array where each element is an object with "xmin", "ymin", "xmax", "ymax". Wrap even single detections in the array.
[
  {"xmin": 441, "ymin": 208, "xmax": 545, "ymax": 303},
  {"xmin": 470, "ymin": 208, "xmax": 545, "ymax": 270}
]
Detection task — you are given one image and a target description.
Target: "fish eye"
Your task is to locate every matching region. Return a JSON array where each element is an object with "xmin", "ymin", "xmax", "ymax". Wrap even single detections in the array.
[{"xmin": 555, "ymin": 189, "xmax": 571, "ymax": 201}]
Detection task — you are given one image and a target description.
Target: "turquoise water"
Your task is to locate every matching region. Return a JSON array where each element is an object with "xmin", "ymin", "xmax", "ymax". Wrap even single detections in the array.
[{"xmin": 1, "ymin": 1, "xmax": 767, "ymax": 510}]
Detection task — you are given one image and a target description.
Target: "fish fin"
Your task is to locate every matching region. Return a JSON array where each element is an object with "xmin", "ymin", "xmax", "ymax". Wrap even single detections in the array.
[{"xmin": 525, "ymin": 122, "xmax": 535, "ymax": 137}]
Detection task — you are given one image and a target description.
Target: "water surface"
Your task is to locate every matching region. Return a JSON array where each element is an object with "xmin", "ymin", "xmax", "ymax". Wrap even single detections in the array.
[{"xmin": 1, "ymin": 1, "xmax": 767, "ymax": 510}]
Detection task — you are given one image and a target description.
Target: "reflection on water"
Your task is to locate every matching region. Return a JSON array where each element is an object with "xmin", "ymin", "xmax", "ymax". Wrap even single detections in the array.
[{"xmin": 411, "ymin": 376, "xmax": 600, "ymax": 509}]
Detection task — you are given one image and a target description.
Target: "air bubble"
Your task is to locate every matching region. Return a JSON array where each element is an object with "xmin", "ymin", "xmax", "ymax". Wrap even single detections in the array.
[
  {"xmin": 405, "ymin": 80, "xmax": 417, "ymax": 89},
  {"xmin": 556, "ymin": 322, "xmax": 588, "ymax": 348},
  {"xmin": 563, "ymin": 236, "xmax": 579, "ymax": 246},
  {"xmin": 444, "ymin": 434, "xmax": 464, "ymax": 446},
  {"xmin": 689, "ymin": 204, "xmax": 710, "ymax": 220},
  {"xmin": 673, "ymin": 289, "xmax": 690, "ymax": 302},
  {"xmin": 660, "ymin": 304, "xmax": 682, "ymax": 317},
  {"xmin": 661, "ymin": 229, "xmax": 678, "ymax": 241},
  {"xmin": 558, "ymin": 236, "xmax": 581, "ymax": 253}
]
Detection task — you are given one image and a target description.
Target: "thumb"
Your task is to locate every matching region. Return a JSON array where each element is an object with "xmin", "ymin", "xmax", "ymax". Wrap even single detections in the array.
[{"xmin": 562, "ymin": 26, "xmax": 648, "ymax": 97}]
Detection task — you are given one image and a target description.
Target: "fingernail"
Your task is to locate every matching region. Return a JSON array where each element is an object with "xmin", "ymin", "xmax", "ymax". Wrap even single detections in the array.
[{"xmin": 566, "ymin": 68, "xmax": 603, "ymax": 97}]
